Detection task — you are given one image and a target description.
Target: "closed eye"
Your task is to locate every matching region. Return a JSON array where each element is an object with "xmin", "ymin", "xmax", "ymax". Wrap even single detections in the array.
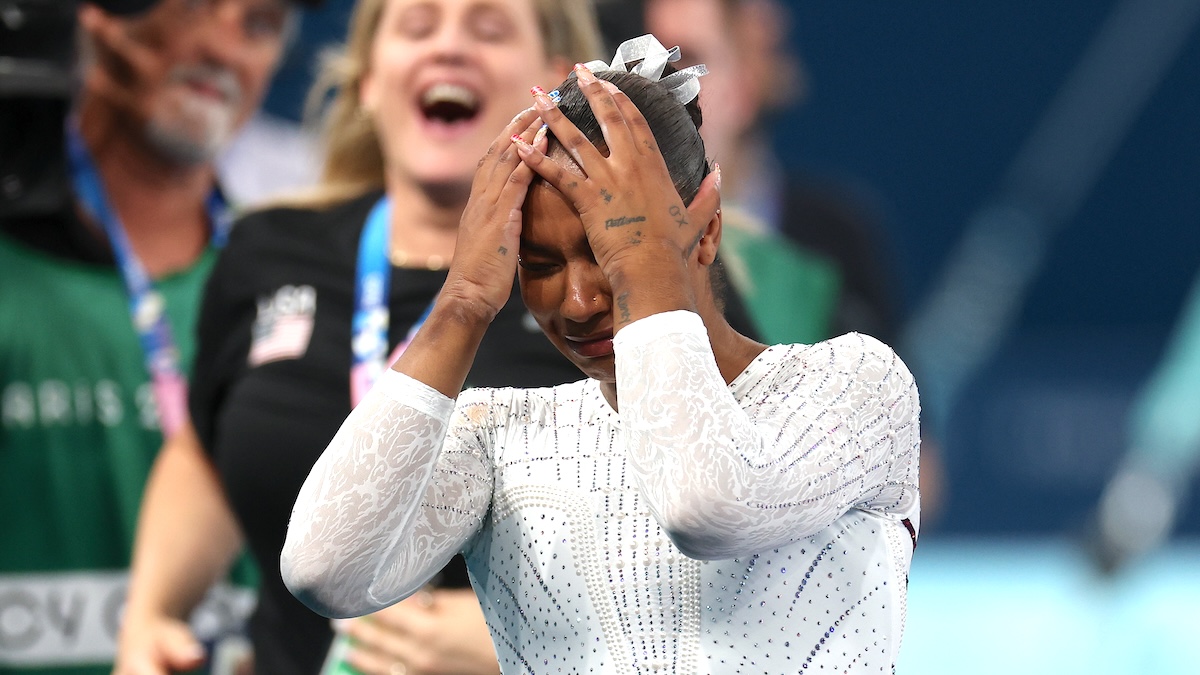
[
  {"xmin": 517, "ymin": 257, "xmax": 559, "ymax": 274},
  {"xmin": 518, "ymin": 239, "xmax": 563, "ymax": 274}
]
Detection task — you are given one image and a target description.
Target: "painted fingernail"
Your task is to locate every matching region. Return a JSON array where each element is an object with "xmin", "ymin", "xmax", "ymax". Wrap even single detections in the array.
[
  {"xmin": 574, "ymin": 63, "xmax": 597, "ymax": 85},
  {"xmin": 511, "ymin": 134, "xmax": 529, "ymax": 146},
  {"xmin": 714, "ymin": 161, "xmax": 722, "ymax": 190},
  {"xmin": 547, "ymin": 89, "xmax": 562, "ymax": 104},
  {"xmin": 530, "ymin": 85, "xmax": 554, "ymax": 110},
  {"xmin": 533, "ymin": 123, "xmax": 548, "ymax": 147}
]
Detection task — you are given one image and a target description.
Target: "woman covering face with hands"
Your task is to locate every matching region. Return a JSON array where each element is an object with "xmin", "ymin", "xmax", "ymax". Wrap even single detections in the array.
[{"xmin": 283, "ymin": 35, "xmax": 922, "ymax": 673}]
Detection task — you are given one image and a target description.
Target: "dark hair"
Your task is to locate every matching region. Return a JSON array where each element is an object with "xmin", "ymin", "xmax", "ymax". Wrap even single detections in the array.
[{"xmin": 548, "ymin": 65, "xmax": 710, "ymax": 205}]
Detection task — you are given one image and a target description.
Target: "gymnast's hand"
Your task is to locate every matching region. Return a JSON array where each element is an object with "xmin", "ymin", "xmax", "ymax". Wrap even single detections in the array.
[
  {"xmin": 514, "ymin": 64, "xmax": 721, "ymax": 285},
  {"xmin": 440, "ymin": 107, "xmax": 547, "ymax": 322}
]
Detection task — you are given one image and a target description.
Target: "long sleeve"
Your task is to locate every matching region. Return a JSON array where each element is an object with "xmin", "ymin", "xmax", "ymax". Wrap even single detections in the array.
[
  {"xmin": 280, "ymin": 370, "xmax": 494, "ymax": 618},
  {"xmin": 614, "ymin": 311, "xmax": 920, "ymax": 560}
]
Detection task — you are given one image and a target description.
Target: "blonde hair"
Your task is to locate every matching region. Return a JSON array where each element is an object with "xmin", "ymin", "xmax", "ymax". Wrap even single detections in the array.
[{"xmin": 292, "ymin": 0, "xmax": 603, "ymax": 208}]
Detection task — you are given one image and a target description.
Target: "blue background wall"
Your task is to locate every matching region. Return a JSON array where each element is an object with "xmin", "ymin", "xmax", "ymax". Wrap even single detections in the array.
[
  {"xmin": 781, "ymin": 3, "xmax": 1200, "ymax": 320},
  {"xmin": 775, "ymin": 2, "xmax": 1200, "ymax": 537}
]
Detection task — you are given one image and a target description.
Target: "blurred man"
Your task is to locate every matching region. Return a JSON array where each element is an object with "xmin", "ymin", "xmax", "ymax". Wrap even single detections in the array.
[{"xmin": 0, "ymin": 0, "xmax": 300, "ymax": 672}]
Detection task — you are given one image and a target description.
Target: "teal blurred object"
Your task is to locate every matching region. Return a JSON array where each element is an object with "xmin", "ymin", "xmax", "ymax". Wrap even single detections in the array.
[
  {"xmin": 1126, "ymin": 273, "xmax": 1200, "ymax": 485},
  {"xmin": 898, "ymin": 539, "xmax": 1200, "ymax": 674},
  {"xmin": 718, "ymin": 224, "xmax": 841, "ymax": 346},
  {"xmin": 1091, "ymin": 272, "xmax": 1200, "ymax": 571}
]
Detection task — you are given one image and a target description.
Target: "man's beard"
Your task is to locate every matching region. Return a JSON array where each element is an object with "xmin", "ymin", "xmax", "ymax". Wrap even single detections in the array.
[{"xmin": 145, "ymin": 64, "xmax": 243, "ymax": 165}]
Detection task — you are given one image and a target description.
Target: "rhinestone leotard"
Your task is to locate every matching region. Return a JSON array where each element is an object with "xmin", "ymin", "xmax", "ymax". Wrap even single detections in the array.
[{"xmin": 283, "ymin": 311, "xmax": 921, "ymax": 673}]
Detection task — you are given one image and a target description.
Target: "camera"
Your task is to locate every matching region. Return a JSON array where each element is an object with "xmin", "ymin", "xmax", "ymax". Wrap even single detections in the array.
[{"xmin": 0, "ymin": 0, "xmax": 156, "ymax": 219}]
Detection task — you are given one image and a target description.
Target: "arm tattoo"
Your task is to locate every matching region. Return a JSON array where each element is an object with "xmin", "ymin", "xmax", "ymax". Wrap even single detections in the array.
[
  {"xmin": 605, "ymin": 215, "xmax": 647, "ymax": 229},
  {"xmin": 616, "ymin": 291, "xmax": 632, "ymax": 325},
  {"xmin": 669, "ymin": 205, "xmax": 689, "ymax": 228},
  {"xmin": 498, "ymin": 246, "xmax": 508, "ymax": 256}
]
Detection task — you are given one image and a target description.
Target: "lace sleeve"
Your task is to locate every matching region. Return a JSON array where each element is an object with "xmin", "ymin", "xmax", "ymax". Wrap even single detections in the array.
[
  {"xmin": 280, "ymin": 370, "xmax": 495, "ymax": 618},
  {"xmin": 614, "ymin": 311, "xmax": 920, "ymax": 560}
]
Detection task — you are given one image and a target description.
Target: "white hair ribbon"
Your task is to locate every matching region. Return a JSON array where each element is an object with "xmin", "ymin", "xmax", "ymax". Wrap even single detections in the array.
[{"xmin": 581, "ymin": 34, "xmax": 708, "ymax": 104}]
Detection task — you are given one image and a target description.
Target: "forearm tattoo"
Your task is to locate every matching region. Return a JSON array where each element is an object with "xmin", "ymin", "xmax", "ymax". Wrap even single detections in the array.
[{"xmin": 616, "ymin": 291, "xmax": 632, "ymax": 325}]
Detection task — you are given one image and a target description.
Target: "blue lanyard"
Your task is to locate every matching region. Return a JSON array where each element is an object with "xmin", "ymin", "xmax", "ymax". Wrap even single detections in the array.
[
  {"xmin": 350, "ymin": 196, "xmax": 436, "ymax": 406},
  {"xmin": 64, "ymin": 121, "xmax": 231, "ymax": 434}
]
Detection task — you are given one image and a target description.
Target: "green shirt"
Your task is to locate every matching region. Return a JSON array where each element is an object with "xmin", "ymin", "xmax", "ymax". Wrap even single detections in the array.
[
  {"xmin": 0, "ymin": 235, "xmax": 253, "ymax": 674},
  {"xmin": 719, "ymin": 224, "xmax": 842, "ymax": 345}
]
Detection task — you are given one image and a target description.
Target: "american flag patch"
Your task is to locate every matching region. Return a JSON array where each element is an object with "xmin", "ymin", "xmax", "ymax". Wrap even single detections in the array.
[{"xmin": 248, "ymin": 285, "xmax": 317, "ymax": 366}]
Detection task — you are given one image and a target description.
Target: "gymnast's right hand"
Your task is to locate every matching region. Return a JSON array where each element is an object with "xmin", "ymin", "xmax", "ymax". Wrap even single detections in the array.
[
  {"xmin": 113, "ymin": 614, "xmax": 206, "ymax": 675},
  {"xmin": 439, "ymin": 106, "xmax": 546, "ymax": 321}
]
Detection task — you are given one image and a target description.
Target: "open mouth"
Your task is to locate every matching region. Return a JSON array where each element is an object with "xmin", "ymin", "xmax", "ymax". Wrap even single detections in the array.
[
  {"xmin": 183, "ymin": 79, "xmax": 230, "ymax": 104},
  {"xmin": 419, "ymin": 83, "xmax": 481, "ymax": 125}
]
